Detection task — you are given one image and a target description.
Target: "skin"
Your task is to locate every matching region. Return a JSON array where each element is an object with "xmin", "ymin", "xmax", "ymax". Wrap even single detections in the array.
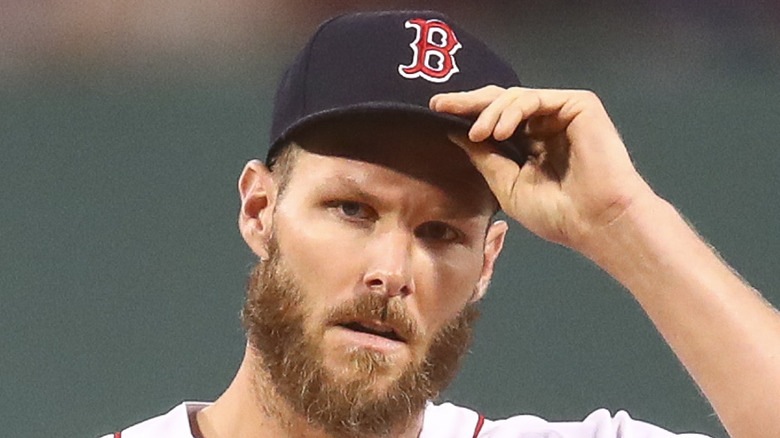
[
  {"xmin": 431, "ymin": 85, "xmax": 780, "ymax": 438},
  {"xmin": 196, "ymin": 124, "xmax": 507, "ymax": 438},
  {"xmin": 252, "ymin": 147, "xmax": 500, "ymax": 385},
  {"xmin": 196, "ymin": 85, "xmax": 780, "ymax": 438}
]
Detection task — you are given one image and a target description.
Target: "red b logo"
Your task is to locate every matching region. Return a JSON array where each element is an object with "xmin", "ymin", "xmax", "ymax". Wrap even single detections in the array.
[{"xmin": 398, "ymin": 18, "xmax": 461, "ymax": 83}]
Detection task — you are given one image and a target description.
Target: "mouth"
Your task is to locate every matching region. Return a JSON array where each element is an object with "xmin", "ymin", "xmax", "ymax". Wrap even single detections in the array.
[{"xmin": 338, "ymin": 320, "xmax": 407, "ymax": 343}]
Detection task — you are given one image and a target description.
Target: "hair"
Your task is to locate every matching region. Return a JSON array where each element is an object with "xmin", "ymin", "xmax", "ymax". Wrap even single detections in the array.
[{"xmin": 268, "ymin": 142, "xmax": 303, "ymax": 199}]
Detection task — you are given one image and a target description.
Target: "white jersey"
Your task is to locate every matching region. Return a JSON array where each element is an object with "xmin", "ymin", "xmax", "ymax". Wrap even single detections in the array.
[{"xmin": 101, "ymin": 401, "xmax": 712, "ymax": 438}]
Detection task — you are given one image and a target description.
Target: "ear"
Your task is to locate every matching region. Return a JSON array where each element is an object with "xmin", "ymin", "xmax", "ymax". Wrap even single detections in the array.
[
  {"xmin": 470, "ymin": 220, "xmax": 508, "ymax": 303},
  {"xmin": 238, "ymin": 160, "xmax": 277, "ymax": 259}
]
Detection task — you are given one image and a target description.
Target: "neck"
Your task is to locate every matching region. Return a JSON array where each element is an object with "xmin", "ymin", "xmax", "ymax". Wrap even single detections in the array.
[{"xmin": 194, "ymin": 345, "xmax": 425, "ymax": 438}]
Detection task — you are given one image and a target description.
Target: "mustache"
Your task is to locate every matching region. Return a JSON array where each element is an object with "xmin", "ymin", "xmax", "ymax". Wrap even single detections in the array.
[{"xmin": 323, "ymin": 293, "xmax": 420, "ymax": 343}]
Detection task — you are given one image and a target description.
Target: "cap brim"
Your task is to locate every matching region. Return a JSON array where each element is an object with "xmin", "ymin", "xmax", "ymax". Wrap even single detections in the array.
[{"xmin": 268, "ymin": 102, "xmax": 529, "ymax": 167}]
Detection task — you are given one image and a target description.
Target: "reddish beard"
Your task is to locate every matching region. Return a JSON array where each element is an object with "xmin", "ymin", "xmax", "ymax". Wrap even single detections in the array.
[{"xmin": 241, "ymin": 239, "xmax": 480, "ymax": 438}]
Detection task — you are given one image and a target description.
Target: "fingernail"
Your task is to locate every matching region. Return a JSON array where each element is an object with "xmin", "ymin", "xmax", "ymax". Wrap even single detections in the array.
[
  {"xmin": 468, "ymin": 128, "xmax": 485, "ymax": 143},
  {"xmin": 447, "ymin": 131, "xmax": 470, "ymax": 147}
]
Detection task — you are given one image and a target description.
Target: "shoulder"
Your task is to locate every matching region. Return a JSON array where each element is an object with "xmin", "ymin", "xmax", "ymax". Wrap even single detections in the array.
[
  {"xmin": 483, "ymin": 409, "xmax": 712, "ymax": 437},
  {"xmin": 422, "ymin": 403, "xmax": 712, "ymax": 438},
  {"xmin": 99, "ymin": 402, "xmax": 211, "ymax": 438}
]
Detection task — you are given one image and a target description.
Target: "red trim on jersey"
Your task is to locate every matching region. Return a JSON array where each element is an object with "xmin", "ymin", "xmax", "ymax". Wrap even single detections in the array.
[
  {"xmin": 114, "ymin": 432, "xmax": 121, "ymax": 438},
  {"xmin": 472, "ymin": 413, "xmax": 485, "ymax": 438}
]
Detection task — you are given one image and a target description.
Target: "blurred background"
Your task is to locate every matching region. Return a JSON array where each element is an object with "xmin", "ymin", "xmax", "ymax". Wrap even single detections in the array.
[{"xmin": 2, "ymin": 1, "xmax": 779, "ymax": 437}]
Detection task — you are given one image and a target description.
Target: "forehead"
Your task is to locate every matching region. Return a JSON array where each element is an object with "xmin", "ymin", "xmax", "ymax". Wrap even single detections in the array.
[{"xmin": 281, "ymin": 115, "xmax": 497, "ymax": 214}]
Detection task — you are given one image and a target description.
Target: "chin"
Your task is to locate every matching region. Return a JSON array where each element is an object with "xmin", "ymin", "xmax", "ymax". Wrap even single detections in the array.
[{"xmin": 324, "ymin": 344, "xmax": 412, "ymax": 383}]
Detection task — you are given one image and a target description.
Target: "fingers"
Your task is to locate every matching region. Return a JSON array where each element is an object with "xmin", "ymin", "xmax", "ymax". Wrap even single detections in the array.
[
  {"xmin": 429, "ymin": 85, "xmax": 504, "ymax": 117},
  {"xmin": 447, "ymin": 132, "xmax": 522, "ymax": 207},
  {"xmin": 431, "ymin": 86, "xmax": 594, "ymax": 143},
  {"xmin": 471, "ymin": 92, "xmax": 527, "ymax": 142}
]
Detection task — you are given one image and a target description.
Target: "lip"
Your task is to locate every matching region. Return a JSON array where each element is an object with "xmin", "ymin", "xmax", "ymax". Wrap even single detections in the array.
[
  {"xmin": 346, "ymin": 319, "xmax": 406, "ymax": 341},
  {"xmin": 332, "ymin": 319, "xmax": 408, "ymax": 353}
]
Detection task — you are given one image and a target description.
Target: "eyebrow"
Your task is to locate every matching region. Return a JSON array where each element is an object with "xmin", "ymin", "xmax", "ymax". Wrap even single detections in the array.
[
  {"xmin": 313, "ymin": 174, "xmax": 385, "ymax": 206},
  {"xmin": 313, "ymin": 173, "xmax": 490, "ymax": 220}
]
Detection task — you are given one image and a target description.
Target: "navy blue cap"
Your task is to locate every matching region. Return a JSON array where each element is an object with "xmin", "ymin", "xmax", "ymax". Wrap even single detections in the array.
[{"xmin": 268, "ymin": 10, "xmax": 528, "ymax": 166}]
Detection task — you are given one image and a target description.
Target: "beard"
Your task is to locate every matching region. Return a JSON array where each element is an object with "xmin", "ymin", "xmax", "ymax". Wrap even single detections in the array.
[{"xmin": 241, "ymin": 239, "xmax": 480, "ymax": 438}]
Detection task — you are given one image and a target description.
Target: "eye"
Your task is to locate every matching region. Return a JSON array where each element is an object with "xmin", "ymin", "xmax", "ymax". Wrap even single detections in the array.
[
  {"xmin": 416, "ymin": 222, "xmax": 462, "ymax": 243},
  {"xmin": 326, "ymin": 200, "xmax": 376, "ymax": 221},
  {"xmin": 340, "ymin": 201, "xmax": 364, "ymax": 217}
]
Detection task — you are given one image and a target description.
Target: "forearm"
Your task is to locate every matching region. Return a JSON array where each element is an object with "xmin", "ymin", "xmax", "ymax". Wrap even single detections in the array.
[
  {"xmin": 432, "ymin": 85, "xmax": 780, "ymax": 436},
  {"xmin": 582, "ymin": 193, "xmax": 780, "ymax": 438}
]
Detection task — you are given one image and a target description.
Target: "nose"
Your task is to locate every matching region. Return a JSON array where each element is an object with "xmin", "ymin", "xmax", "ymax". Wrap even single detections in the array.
[{"xmin": 362, "ymin": 229, "xmax": 415, "ymax": 298}]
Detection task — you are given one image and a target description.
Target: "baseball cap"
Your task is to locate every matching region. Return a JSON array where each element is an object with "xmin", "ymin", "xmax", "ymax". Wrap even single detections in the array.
[{"xmin": 267, "ymin": 10, "xmax": 529, "ymax": 166}]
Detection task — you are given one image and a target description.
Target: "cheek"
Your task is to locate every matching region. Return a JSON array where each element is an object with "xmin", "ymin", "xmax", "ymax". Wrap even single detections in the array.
[
  {"xmin": 273, "ymin": 209, "xmax": 364, "ymax": 305},
  {"xmin": 414, "ymin": 248, "xmax": 484, "ymax": 333}
]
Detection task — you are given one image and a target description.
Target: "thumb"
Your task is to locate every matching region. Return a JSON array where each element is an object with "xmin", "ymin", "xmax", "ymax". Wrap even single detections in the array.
[{"xmin": 448, "ymin": 132, "xmax": 523, "ymax": 207}]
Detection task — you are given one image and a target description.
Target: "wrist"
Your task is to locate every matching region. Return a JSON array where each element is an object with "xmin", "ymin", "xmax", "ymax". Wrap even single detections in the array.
[
  {"xmin": 574, "ymin": 186, "xmax": 666, "ymax": 262},
  {"xmin": 576, "ymin": 190, "xmax": 677, "ymax": 282}
]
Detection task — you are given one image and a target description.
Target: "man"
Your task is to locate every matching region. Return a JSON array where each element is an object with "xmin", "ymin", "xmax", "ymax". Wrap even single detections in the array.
[{"xmin": 102, "ymin": 10, "xmax": 780, "ymax": 438}]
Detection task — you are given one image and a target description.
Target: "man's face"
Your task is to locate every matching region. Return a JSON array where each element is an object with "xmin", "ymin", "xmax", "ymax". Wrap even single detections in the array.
[{"xmin": 241, "ymin": 121, "xmax": 505, "ymax": 437}]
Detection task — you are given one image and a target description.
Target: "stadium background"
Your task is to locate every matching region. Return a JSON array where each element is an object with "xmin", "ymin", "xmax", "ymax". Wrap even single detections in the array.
[{"xmin": 2, "ymin": 1, "xmax": 779, "ymax": 437}]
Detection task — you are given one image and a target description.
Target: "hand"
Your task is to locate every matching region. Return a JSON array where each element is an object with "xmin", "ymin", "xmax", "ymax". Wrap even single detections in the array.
[{"xmin": 430, "ymin": 85, "xmax": 656, "ymax": 253}]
